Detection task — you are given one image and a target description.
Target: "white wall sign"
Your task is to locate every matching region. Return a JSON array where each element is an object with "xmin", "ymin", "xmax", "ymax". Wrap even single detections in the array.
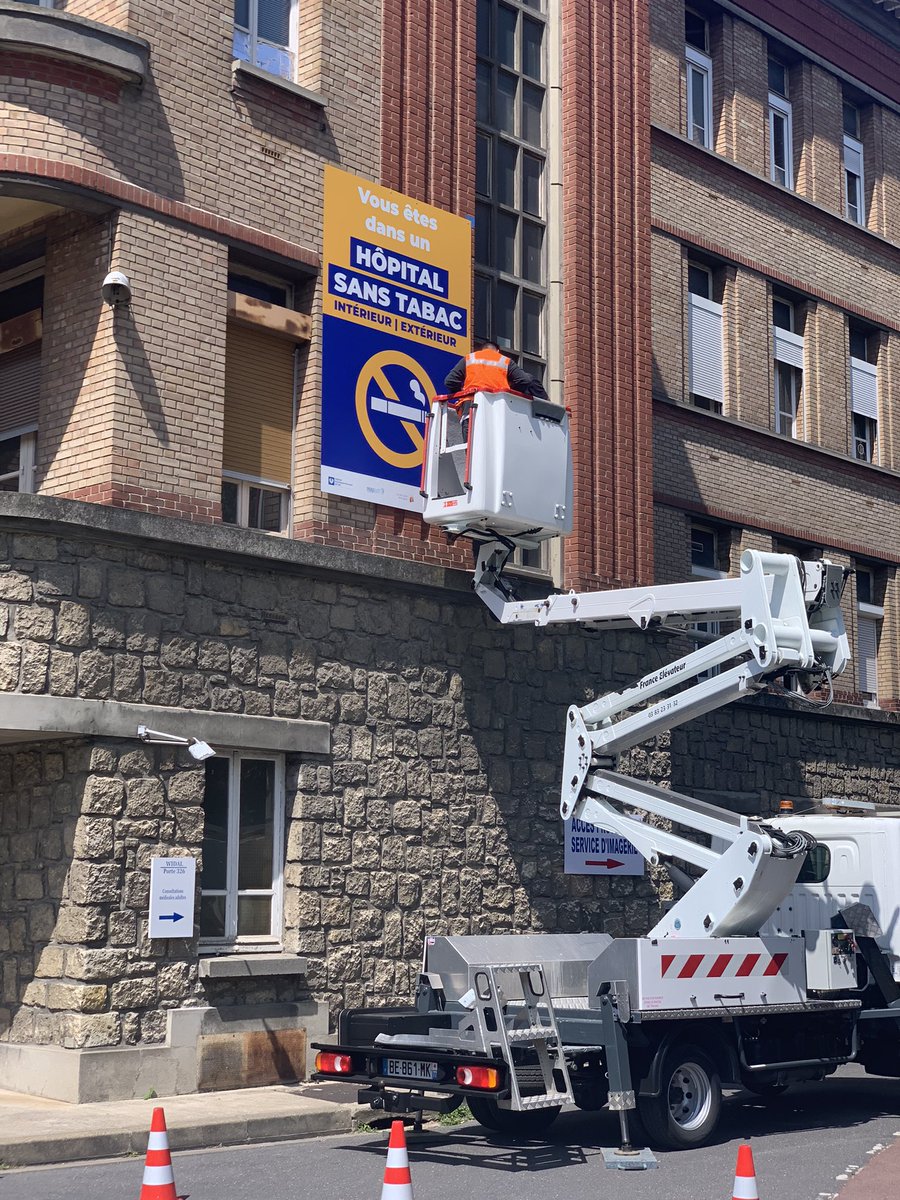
[
  {"xmin": 149, "ymin": 856, "xmax": 196, "ymax": 938},
  {"xmin": 564, "ymin": 817, "xmax": 644, "ymax": 876}
]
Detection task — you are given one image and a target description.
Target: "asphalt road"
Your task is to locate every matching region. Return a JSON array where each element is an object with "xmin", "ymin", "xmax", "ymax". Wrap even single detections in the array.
[{"xmin": 3, "ymin": 1066, "xmax": 899, "ymax": 1200}]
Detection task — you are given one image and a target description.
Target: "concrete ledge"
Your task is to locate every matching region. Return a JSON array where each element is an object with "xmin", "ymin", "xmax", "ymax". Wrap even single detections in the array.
[
  {"xmin": 0, "ymin": 1084, "xmax": 356, "ymax": 1167},
  {"xmin": 198, "ymin": 953, "xmax": 308, "ymax": 979},
  {"xmin": 0, "ymin": 492, "xmax": 474, "ymax": 599},
  {"xmin": 0, "ymin": 2, "xmax": 148, "ymax": 84},
  {"xmin": 231, "ymin": 59, "xmax": 326, "ymax": 108},
  {"xmin": 0, "ymin": 692, "xmax": 330, "ymax": 754}
]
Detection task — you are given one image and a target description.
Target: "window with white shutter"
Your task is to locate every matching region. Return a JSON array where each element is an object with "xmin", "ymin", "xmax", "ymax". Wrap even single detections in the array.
[
  {"xmin": 842, "ymin": 102, "xmax": 865, "ymax": 225},
  {"xmin": 856, "ymin": 567, "xmax": 882, "ymax": 705},
  {"xmin": 685, "ymin": 12, "xmax": 713, "ymax": 152},
  {"xmin": 688, "ymin": 294, "xmax": 724, "ymax": 410},
  {"xmin": 857, "ymin": 616, "xmax": 878, "ymax": 700},
  {"xmin": 687, "ymin": 263, "xmax": 723, "ymax": 413},
  {"xmin": 773, "ymin": 297, "xmax": 803, "ymax": 438},
  {"xmin": 233, "ymin": 0, "xmax": 296, "ymax": 80},
  {"xmin": 849, "ymin": 322, "xmax": 878, "ymax": 461}
]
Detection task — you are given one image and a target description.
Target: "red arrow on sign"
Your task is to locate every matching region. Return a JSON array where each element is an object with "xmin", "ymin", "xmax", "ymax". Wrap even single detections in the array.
[{"xmin": 586, "ymin": 858, "xmax": 624, "ymax": 869}]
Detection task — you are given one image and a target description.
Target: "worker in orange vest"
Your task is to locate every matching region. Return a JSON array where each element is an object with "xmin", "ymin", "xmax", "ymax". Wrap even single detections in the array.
[{"xmin": 443, "ymin": 338, "xmax": 549, "ymax": 402}]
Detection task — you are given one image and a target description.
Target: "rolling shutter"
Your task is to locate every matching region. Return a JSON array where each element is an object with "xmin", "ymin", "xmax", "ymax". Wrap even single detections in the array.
[
  {"xmin": 857, "ymin": 616, "xmax": 878, "ymax": 697},
  {"xmin": 0, "ymin": 341, "xmax": 41, "ymax": 438},
  {"xmin": 773, "ymin": 327, "xmax": 804, "ymax": 368},
  {"xmin": 688, "ymin": 293, "xmax": 723, "ymax": 403},
  {"xmin": 223, "ymin": 322, "xmax": 295, "ymax": 484},
  {"xmin": 850, "ymin": 357, "xmax": 878, "ymax": 420}
]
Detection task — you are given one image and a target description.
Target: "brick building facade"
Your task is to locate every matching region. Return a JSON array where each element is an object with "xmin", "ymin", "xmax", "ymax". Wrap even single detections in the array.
[{"xmin": 0, "ymin": 0, "xmax": 897, "ymax": 1100}]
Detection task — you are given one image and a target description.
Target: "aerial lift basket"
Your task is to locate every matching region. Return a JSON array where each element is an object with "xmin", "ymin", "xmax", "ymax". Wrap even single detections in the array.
[{"xmin": 421, "ymin": 390, "xmax": 573, "ymax": 543}]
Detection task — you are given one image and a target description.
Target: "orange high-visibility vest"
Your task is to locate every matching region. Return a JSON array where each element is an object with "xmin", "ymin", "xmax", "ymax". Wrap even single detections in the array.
[{"xmin": 463, "ymin": 348, "xmax": 511, "ymax": 393}]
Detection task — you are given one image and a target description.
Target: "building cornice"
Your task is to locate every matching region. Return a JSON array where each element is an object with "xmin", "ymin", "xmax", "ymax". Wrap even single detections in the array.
[{"xmin": 0, "ymin": 1, "xmax": 148, "ymax": 84}]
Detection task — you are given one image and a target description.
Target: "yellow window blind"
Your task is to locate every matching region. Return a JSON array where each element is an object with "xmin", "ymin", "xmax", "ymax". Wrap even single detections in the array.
[{"xmin": 223, "ymin": 322, "xmax": 295, "ymax": 484}]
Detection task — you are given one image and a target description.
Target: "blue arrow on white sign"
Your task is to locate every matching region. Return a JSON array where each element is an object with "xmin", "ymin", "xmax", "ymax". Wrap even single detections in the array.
[{"xmin": 148, "ymin": 856, "xmax": 196, "ymax": 938}]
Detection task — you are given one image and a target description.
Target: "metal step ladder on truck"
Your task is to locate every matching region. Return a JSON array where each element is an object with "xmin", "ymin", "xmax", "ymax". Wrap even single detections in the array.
[{"xmin": 313, "ymin": 387, "xmax": 900, "ymax": 1154}]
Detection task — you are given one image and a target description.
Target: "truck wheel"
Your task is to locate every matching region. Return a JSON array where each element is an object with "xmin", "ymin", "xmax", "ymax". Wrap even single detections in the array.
[
  {"xmin": 637, "ymin": 1044, "xmax": 722, "ymax": 1149},
  {"xmin": 467, "ymin": 1096, "xmax": 561, "ymax": 1138}
]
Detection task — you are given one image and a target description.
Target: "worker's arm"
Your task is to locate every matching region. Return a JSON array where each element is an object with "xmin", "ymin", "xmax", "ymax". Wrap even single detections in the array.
[
  {"xmin": 507, "ymin": 362, "xmax": 549, "ymax": 400},
  {"xmin": 443, "ymin": 357, "xmax": 467, "ymax": 396}
]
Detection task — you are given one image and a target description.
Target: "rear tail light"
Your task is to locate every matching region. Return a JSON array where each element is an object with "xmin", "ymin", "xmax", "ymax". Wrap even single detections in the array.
[
  {"xmin": 316, "ymin": 1051, "xmax": 354, "ymax": 1074},
  {"xmin": 456, "ymin": 1065, "xmax": 499, "ymax": 1089}
]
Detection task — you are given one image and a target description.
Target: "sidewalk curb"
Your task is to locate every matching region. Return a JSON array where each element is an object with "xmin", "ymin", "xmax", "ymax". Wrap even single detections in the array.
[{"xmin": 0, "ymin": 1101, "xmax": 359, "ymax": 1168}]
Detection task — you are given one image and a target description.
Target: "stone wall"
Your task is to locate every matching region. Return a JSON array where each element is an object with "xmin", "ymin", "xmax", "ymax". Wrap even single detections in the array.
[
  {"xmin": 0, "ymin": 500, "xmax": 668, "ymax": 1061},
  {"xmin": 674, "ymin": 699, "xmax": 900, "ymax": 813},
  {"xmin": 0, "ymin": 738, "xmax": 206, "ymax": 1049},
  {"xmin": 2, "ymin": 498, "xmax": 898, "ymax": 1094}
]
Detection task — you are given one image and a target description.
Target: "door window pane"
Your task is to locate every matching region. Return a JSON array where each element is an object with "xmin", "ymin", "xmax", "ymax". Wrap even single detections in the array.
[
  {"xmin": 522, "ymin": 17, "xmax": 543, "ymax": 80},
  {"xmin": 476, "ymin": 133, "xmax": 492, "ymax": 197},
  {"xmin": 685, "ymin": 9, "xmax": 707, "ymax": 51},
  {"xmin": 521, "ymin": 220, "xmax": 543, "ymax": 283},
  {"xmin": 522, "ymin": 81, "xmax": 543, "ymax": 143},
  {"xmin": 248, "ymin": 487, "xmax": 283, "ymax": 532},
  {"xmin": 497, "ymin": 211, "xmax": 518, "ymax": 274},
  {"xmin": 477, "ymin": 62, "xmax": 493, "ymax": 123},
  {"xmin": 772, "ymin": 299, "xmax": 793, "ymax": 331},
  {"xmin": 771, "ymin": 111, "xmax": 788, "ymax": 185},
  {"xmin": 474, "ymin": 274, "xmax": 491, "ymax": 340},
  {"xmin": 200, "ymin": 894, "xmax": 226, "ymax": 940},
  {"xmin": 476, "ymin": 0, "xmax": 492, "ymax": 57},
  {"xmin": 522, "ymin": 153, "xmax": 542, "ymax": 215},
  {"xmin": 687, "ymin": 264, "xmax": 711, "ymax": 298},
  {"xmin": 475, "ymin": 201, "xmax": 492, "ymax": 265},
  {"xmin": 843, "ymin": 101, "xmax": 860, "ymax": 138},
  {"xmin": 238, "ymin": 896, "xmax": 272, "ymax": 937},
  {"xmin": 768, "ymin": 58, "xmax": 788, "ymax": 97},
  {"xmin": 522, "ymin": 291, "xmax": 543, "ymax": 355},
  {"xmin": 496, "ymin": 280, "xmax": 518, "ymax": 347},
  {"xmin": 257, "ymin": 0, "xmax": 291, "ymax": 45},
  {"xmin": 496, "ymin": 140, "xmax": 517, "ymax": 207},
  {"xmin": 234, "ymin": 0, "xmax": 250, "ymax": 29},
  {"xmin": 497, "ymin": 4, "xmax": 517, "ymax": 68},
  {"xmin": 496, "ymin": 72, "xmax": 517, "ymax": 134},
  {"xmin": 201, "ymin": 758, "xmax": 230, "ymax": 891},
  {"xmin": 689, "ymin": 65, "xmax": 708, "ymax": 145},
  {"xmin": 238, "ymin": 760, "xmax": 275, "ymax": 890}
]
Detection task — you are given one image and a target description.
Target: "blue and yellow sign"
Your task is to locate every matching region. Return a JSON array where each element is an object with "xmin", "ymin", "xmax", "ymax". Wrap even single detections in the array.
[{"xmin": 320, "ymin": 166, "xmax": 472, "ymax": 511}]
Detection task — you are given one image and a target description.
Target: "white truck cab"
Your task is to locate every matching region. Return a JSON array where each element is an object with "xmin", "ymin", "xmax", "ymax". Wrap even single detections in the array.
[{"xmin": 765, "ymin": 806, "xmax": 900, "ymax": 981}]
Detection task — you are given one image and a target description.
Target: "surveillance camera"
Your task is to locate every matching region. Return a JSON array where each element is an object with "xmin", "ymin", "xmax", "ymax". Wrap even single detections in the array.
[
  {"xmin": 188, "ymin": 738, "xmax": 216, "ymax": 762},
  {"xmin": 101, "ymin": 270, "xmax": 132, "ymax": 307}
]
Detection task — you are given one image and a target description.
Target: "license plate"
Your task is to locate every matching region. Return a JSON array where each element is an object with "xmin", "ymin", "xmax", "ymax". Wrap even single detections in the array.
[{"xmin": 381, "ymin": 1057, "xmax": 441, "ymax": 1082}]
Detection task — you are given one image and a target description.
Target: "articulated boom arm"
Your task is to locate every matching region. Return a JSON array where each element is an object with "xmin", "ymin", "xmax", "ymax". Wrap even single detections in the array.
[{"xmin": 473, "ymin": 543, "xmax": 850, "ymax": 938}]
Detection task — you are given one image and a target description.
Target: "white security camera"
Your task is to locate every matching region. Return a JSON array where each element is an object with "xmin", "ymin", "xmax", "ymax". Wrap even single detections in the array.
[
  {"xmin": 188, "ymin": 738, "xmax": 216, "ymax": 762},
  {"xmin": 101, "ymin": 270, "xmax": 132, "ymax": 307}
]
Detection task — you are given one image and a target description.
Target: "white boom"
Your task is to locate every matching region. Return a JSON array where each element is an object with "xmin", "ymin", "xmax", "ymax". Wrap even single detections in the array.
[{"xmin": 472, "ymin": 539, "xmax": 851, "ymax": 939}]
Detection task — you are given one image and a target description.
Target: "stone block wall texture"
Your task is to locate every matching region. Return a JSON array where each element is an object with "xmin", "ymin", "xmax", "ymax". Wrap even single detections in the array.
[
  {"xmin": 0, "ymin": 738, "xmax": 207, "ymax": 1049},
  {"xmin": 0, "ymin": 511, "xmax": 671, "ymax": 1044},
  {"xmin": 2, "ymin": 506, "xmax": 899, "ymax": 1047}
]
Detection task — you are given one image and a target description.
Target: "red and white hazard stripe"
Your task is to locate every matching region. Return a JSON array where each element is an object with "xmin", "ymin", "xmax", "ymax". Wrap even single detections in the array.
[{"xmin": 660, "ymin": 951, "xmax": 788, "ymax": 980}]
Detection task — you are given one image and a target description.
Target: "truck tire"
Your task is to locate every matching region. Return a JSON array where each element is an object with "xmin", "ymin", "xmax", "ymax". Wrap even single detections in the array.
[
  {"xmin": 467, "ymin": 1097, "xmax": 561, "ymax": 1138},
  {"xmin": 637, "ymin": 1043, "xmax": 722, "ymax": 1149}
]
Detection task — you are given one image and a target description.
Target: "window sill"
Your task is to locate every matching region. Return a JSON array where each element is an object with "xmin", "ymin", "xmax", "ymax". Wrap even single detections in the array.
[
  {"xmin": 0, "ymin": 2, "xmax": 148, "ymax": 84},
  {"xmin": 231, "ymin": 60, "xmax": 325, "ymax": 109},
  {"xmin": 198, "ymin": 952, "xmax": 307, "ymax": 980}
]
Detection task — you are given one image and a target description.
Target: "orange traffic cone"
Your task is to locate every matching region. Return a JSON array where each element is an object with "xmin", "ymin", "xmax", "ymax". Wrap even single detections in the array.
[
  {"xmin": 380, "ymin": 1119, "xmax": 413, "ymax": 1199},
  {"xmin": 732, "ymin": 1143, "xmax": 760, "ymax": 1200},
  {"xmin": 139, "ymin": 1107, "xmax": 178, "ymax": 1200}
]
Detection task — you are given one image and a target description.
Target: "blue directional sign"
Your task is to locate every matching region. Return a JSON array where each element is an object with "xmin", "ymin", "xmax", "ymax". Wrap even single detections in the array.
[{"xmin": 149, "ymin": 857, "xmax": 196, "ymax": 938}]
